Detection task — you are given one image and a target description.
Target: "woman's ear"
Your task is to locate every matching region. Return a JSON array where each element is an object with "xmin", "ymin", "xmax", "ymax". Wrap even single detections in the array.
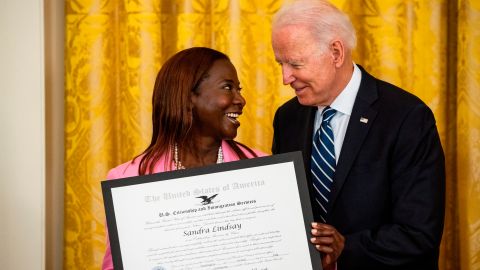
[
  {"xmin": 189, "ymin": 92, "xmax": 197, "ymax": 110},
  {"xmin": 330, "ymin": 40, "xmax": 345, "ymax": 68}
]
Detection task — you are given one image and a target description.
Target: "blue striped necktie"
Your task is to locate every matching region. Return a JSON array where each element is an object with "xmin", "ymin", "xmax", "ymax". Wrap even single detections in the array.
[{"xmin": 311, "ymin": 106, "xmax": 337, "ymax": 222}]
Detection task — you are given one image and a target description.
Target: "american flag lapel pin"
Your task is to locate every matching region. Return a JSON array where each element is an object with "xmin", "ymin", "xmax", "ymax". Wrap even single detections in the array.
[{"xmin": 360, "ymin": 117, "xmax": 368, "ymax": 124}]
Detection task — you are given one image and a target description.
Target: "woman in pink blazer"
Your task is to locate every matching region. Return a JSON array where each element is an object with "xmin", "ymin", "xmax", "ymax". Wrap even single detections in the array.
[{"xmin": 102, "ymin": 47, "xmax": 265, "ymax": 270}]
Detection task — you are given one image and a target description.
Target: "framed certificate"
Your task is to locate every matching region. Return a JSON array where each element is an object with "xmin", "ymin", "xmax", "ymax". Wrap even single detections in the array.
[{"xmin": 102, "ymin": 151, "xmax": 321, "ymax": 270}]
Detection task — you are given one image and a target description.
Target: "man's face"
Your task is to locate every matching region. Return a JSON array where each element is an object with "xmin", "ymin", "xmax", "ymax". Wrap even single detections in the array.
[{"xmin": 272, "ymin": 24, "xmax": 338, "ymax": 106}]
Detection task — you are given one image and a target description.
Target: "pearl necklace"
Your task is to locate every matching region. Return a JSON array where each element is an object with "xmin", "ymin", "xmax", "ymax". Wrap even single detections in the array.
[{"xmin": 173, "ymin": 143, "xmax": 224, "ymax": 170}]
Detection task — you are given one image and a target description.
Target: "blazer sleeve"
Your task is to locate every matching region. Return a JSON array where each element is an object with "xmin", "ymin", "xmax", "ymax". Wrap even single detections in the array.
[
  {"xmin": 101, "ymin": 167, "xmax": 123, "ymax": 270},
  {"xmin": 340, "ymin": 103, "xmax": 446, "ymax": 268}
]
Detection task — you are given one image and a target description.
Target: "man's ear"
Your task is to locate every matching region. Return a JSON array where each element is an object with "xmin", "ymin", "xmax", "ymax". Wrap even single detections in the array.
[{"xmin": 330, "ymin": 40, "xmax": 345, "ymax": 67}]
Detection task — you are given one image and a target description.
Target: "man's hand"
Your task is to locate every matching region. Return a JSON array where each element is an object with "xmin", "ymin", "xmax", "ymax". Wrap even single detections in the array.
[{"xmin": 310, "ymin": 222, "xmax": 345, "ymax": 270}]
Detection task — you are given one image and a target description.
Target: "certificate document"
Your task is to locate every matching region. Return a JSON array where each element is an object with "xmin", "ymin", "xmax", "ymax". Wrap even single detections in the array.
[{"xmin": 102, "ymin": 151, "xmax": 321, "ymax": 270}]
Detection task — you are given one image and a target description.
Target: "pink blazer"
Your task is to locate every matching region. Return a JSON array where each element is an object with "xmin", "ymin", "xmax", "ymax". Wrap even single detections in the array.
[{"xmin": 102, "ymin": 141, "xmax": 266, "ymax": 270}]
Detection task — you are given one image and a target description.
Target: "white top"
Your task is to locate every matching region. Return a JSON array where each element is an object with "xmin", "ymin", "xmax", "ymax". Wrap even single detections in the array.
[{"xmin": 313, "ymin": 63, "xmax": 362, "ymax": 163}]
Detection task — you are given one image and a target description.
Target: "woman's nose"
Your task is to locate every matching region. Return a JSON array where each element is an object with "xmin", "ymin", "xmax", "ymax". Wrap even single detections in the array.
[{"xmin": 233, "ymin": 90, "xmax": 246, "ymax": 107}]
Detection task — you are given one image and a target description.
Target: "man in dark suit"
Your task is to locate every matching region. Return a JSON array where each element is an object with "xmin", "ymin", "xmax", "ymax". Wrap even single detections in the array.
[{"xmin": 271, "ymin": 1, "xmax": 445, "ymax": 269}]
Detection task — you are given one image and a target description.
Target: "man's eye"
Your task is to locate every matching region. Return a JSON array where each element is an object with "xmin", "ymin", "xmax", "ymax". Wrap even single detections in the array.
[{"xmin": 223, "ymin": 85, "xmax": 233, "ymax": 90}]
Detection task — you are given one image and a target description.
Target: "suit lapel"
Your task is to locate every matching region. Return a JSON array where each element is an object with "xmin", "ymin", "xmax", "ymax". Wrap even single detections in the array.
[
  {"xmin": 302, "ymin": 106, "xmax": 317, "ymax": 172},
  {"xmin": 301, "ymin": 105, "xmax": 319, "ymax": 220},
  {"xmin": 328, "ymin": 67, "xmax": 379, "ymax": 212}
]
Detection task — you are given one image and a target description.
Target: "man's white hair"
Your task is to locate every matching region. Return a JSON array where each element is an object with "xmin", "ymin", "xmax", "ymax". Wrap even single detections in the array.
[{"xmin": 272, "ymin": 0, "xmax": 357, "ymax": 52}]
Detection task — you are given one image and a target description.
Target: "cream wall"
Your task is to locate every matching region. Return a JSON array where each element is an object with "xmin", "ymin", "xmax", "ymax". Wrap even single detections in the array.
[{"xmin": 0, "ymin": 0, "xmax": 46, "ymax": 269}]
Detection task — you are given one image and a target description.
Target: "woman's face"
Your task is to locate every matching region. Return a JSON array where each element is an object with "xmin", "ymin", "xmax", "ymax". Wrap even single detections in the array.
[{"xmin": 191, "ymin": 59, "xmax": 246, "ymax": 140}]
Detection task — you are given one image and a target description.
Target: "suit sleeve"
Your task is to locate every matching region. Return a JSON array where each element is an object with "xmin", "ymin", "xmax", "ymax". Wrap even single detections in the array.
[
  {"xmin": 271, "ymin": 108, "xmax": 281, "ymax": 154},
  {"xmin": 339, "ymin": 104, "xmax": 446, "ymax": 268}
]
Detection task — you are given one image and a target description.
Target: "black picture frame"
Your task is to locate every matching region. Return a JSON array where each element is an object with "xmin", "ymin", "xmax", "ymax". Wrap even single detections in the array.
[{"xmin": 102, "ymin": 151, "xmax": 321, "ymax": 270}]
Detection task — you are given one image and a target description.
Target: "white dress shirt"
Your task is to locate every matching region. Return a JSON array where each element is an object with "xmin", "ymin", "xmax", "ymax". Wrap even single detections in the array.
[{"xmin": 313, "ymin": 63, "xmax": 362, "ymax": 163}]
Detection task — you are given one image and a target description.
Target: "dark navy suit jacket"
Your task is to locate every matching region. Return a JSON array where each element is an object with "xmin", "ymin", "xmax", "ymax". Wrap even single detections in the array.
[{"xmin": 272, "ymin": 66, "xmax": 445, "ymax": 270}]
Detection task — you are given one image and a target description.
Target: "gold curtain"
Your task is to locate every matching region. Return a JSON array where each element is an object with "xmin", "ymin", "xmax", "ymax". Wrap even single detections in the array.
[{"xmin": 64, "ymin": 0, "xmax": 480, "ymax": 269}]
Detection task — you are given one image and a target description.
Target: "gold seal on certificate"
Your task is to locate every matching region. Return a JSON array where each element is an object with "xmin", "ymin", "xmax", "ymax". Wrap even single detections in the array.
[{"xmin": 102, "ymin": 151, "xmax": 322, "ymax": 270}]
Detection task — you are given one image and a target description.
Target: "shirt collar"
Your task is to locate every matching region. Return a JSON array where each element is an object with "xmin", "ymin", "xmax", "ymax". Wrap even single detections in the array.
[{"xmin": 318, "ymin": 63, "xmax": 362, "ymax": 116}]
